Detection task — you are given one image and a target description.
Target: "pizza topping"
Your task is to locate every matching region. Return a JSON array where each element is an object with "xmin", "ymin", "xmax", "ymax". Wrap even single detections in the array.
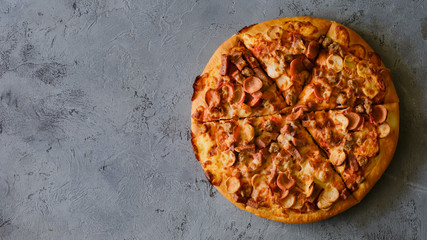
[
  {"xmin": 246, "ymin": 198, "xmax": 259, "ymax": 209},
  {"xmin": 205, "ymin": 89, "xmax": 221, "ymax": 108},
  {"xmin": 292, "ymin": 33, "xmax": 307, "ymax": 53},
  {"xmin": 221, "ymin": 150, "xmax": 236, "ymax": 167},
  {"xmin": 192, "ymin": 106, "xmax": 205, "ymax": 121},
  {"xmin": 344, "ymin": 55, "xmax": 357, "ymax": 71},
  {"xmin": 220, "ymin": 54, "xmax": 230, "ymax": 76},
  {"xmin": 204, "ymin": 169, "xmax": 221, "ymax": 186},
  {"xmin": 231, "ymin": 55, "xmax": 248, "ymax": 71},
  {"xmin": 321, "ymin": 186, "xmax": 339, "ymax": 203},
  {"xmin": 340, "ymin": 188, "xmax": 351, "ymax": 200},
  {"xmin": 280, "ymin": 123, "xmax": 296, "ymax": 136},
  {"xmin": 226, "ymin": 176, "xmax": 241, "ymax": 193},
  {"xmin": 305, "ymin": 40, "xmax": 320, "ymax": 60},
  {"xmin": 286, "ymin": 108, "xmax": 304, "ymax": 121},
  {"xmin": 336, "ymin": 93, "xmax": 347, "ymax": 105},
  {"xmin": 240, "ymin": 122, "xmax": 255, "ymax": 143},
  {"xmin": 253, "ymin": 67, "xmax": 270, "ymax": 83},
  {"xmin": 247, "ymin": 91, "xmax": 263, "ymax": 107},
  {"xmin": 249, "ymin": 152, "xmax": 264, "ymax": 170},
  {"xmin": 243, "ymin": 50, "xmax": 260, "ymax": 68},
  {"xmin": 232, "ymin": 85, "xmax": 246, "ymax": 104},
  {"xmin": 269, "ymin": 142, "xmax": 280, "ymax": 153},
  {"xmin": 235, "ymin": 144, "xmax": 255, "ymax": 153},
  {"xmin": 290, "ymin": 57, "xmax": 305, "ymax": 78},
  {"xmin": 326, "ymin": 54, "xmax": 343, "ymax": 72},
  {"xmin": 306, "ymin": 183, "xmax": 323, "ymax": 203},
  {"xmin": 255, "ymin": 137, "xmax": 268, "ymax": 149},
  {"xmin": 281, "ymin": 194, "xmax": 296, "ymax": 208},
  {"xmin": 251, "ymin": 174, "xmax": 269, "ymax": 190},
  {"xmin": 322, "ymin": 37, "xmax": 333, "ymax": 48},
  {"xmin": 330, "ymin": 149, "xmax": 346, "ymax": 166},
  {"xmin": 243, "ymin": 76, "xmax": 263, "ymax": 94},
  {"xmin": 335, "ymin": 25, "xmax": 350, "ymax": 47},
  {"xmin": 356, "ymin": 61, "xmax": 373, "ymax": 78},
  {"xmin": 241, "ymin": 67, "xmax": 254, "ymax": 77},
  {"xmin": 356, "ymin": 156, "xmax": 368, "ymax": 167},
  {"xmin": 348, "ymin": 155, "xmax": 360, "ymax": 172},
  {"xmin": 261, "ymin": 119, "xmax": 275, "ymax": 132},
  {"xmin": 233, "ymin": 193, "xmax": 248, "ymax": 203},
  {"xmin": 283, "ymin": 141, "xmax": 302, "ymax": 160},
  {"xmin": 267, "ymin": 26, "xmax": 283, "ymax": 40},
  {"xmin": 285, "ymin": 91, "xmax": 297, "ymax": 106},
  {"xmin": 348, "ymin": 44, "xmax": 366, "ymax": 59},
  {"xmin": 303, "ymin": 57, "xmax": 314, "ymax": 70},
  {"xmin": 371, "ymin": 105, "xmax": 388, "ymax": 124},
  {"xmin": 346, "ymin": 112, "xmax": 362, "ymax": 130},
  {"xmin": 277, "ymin": 173, "xmax": 296, "ymax": 191},
  {"xmin": 220, "ymin": 82, "xmax": 235, "ymax": 103},
  {"xmin": 317, "ymin": 197, "xmax": 333, "ymax": 210},
  {"xmin": 231, "ymin": 69, "xmax": 245, "ymax": 84},
  {"xmin": 313, "ymin": 84, "xmax": 324, "ymax": 100},
  {"xmin": 377, "ymin": 122, "xmax": 391, "ymax": 138},
  {"xmin": 335, "ymin": 113, "xmax": 349, "ymax": 130}
]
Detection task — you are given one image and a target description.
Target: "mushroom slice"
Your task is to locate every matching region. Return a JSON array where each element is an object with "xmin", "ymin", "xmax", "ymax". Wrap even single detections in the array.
[
  {"xmin": 240, "ymin": 121, "xmax": 255, "ymax": 144},
  {"xmin": 225, "ymin": 177, "xmax": 241, "ymax": 193},
  {"xmin": 335, "ymin": 113, "xmax": 349, "ymax": 131},
  {"xmin": 221, "ymin": 150, "xmax": 236, "ymax": 167},
  {"xmin": 317, "ymin": 196, "xmax": 333, "ymax": 210},
  {"xmin": 232, "ymin": 85, "xmax": 246, "ymax": 105},
  {"xmin": 251, "ymin": 174, "xmax": 265, "ymax": 188},
  {"xmin": 322, "ymin": 186, "xmax": 340, "ymax": 203},
  {"xmin": 281, "ymin": 194, "xmax": 296, "ymax": 208},
  {"xmin": 326, "ymin": 54, "xmax": 343, "ymax": 72},
  {"xmin": 330, "ymin": 149, "xmax": 346, "ymax": 166},
  {"xmin": 377, "ymin": 122, "xmax": 391, "ymax": 138},
  {"xmin": 344, "ymin": 55, "xmax": 357, "ymax": 70},
  {"xmin": 356, "ymin": 60, "xmax": 373, "ymax": 78}
]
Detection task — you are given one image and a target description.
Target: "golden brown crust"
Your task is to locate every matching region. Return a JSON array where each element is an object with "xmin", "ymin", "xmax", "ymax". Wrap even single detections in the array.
[
  {"xmin": 352, "ymin": 102, "xmax": 399, "ymax": 201},
  {"xmin": 238, "ymin": 16, "xmax": 332, "ymax": 39},
  {"xmin": 214, "ymin": 180, "xmax": 359, "ymax": 224}
]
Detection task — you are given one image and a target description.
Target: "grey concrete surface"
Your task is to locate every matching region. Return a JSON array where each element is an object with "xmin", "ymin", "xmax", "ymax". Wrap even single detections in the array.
[{"xmin": 0, "ymin": 0, "xmax": 425, "ymax": 239}]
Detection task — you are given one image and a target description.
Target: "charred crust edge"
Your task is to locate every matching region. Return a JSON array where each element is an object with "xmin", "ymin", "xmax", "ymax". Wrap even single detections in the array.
[{"xmin": 238, "ymin": 24, "xmax": 256, "ymax": 34}]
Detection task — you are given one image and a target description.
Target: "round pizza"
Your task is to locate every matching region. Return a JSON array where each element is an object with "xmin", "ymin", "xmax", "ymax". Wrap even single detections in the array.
[{"xmin": 190, "ymin": 17, "xmax": 399, "ymax": 224}]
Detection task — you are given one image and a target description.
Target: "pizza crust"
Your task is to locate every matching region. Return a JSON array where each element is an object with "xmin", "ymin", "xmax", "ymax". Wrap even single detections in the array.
[
  {"xmin": 351, "ymin": 102, "xmax": 399, "ymax": 201},
  {"xmin": 238, "ymin": 16, "xmax": 332, "ymax": 39},
  {"xmin": 214, "ymin": 180, "xmax": 359, "ymax": 224}
]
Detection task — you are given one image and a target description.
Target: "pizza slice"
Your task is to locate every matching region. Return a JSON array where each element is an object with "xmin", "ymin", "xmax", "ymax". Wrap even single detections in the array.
[
  {"xmin": 191, "ymin": 113, "xmax": 357, "ymax": 223},
  {"xmin": 301, "ymin": 103, "xmax": 399, "ymax": 201},
  {"xmin": 238, "ymin": 17, "xmax": 331, "ymax": 106},
  {"xmin": 191, "ymin": 35, "xmax": 287, "ymax": 122},
  {"xmin": 297, "ymin": 22, "xmax": 399, "ymax": 111}
]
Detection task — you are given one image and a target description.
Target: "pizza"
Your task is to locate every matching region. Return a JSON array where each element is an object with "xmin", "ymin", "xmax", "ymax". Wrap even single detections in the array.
[{"xmin": 190, "ymin": 17, "xmax": 399, "ymax": 223}]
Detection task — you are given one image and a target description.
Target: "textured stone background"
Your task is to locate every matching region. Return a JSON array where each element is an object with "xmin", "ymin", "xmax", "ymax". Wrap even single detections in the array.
[{"xmin": 0, "ymin": 0, "xmax": 425, "ymax": 239}]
